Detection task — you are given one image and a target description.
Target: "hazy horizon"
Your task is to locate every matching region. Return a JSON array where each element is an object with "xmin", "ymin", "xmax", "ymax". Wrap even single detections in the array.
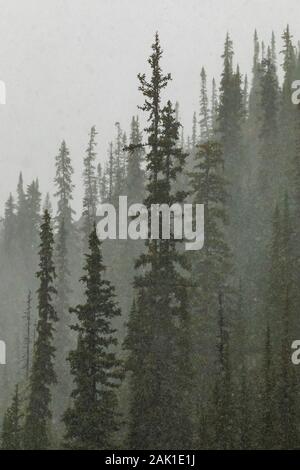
[{"xmin": 0, "ymin": 0, "xmax": 298, "ymax": 215}]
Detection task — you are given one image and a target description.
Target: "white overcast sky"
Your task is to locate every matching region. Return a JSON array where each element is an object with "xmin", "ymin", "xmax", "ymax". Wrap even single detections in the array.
[{"xmin": 0, "ymin": 0, "xmax": 298, "ymax": 215}]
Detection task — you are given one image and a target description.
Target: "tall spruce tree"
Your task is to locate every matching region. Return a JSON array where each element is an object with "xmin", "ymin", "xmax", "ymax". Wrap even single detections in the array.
[
  {"xmin": 23, "ymin": 210, "xmax": 57, "ymax": 450},
  {"xmin": 280, "ymin": 25, "xmax": 297, "ymax": 189},
  {"xmin": 112, "ymin": 122, "xmax": 125, "ymax": 205},
  {"xmin": 53, "ymin": 140, "xmax": 77, "ymax": 426},
  {"xmin": 15, "ymin": 173, "xmax": 31, "ymax": 268},
  {"xmin": 25, "ymin": 179, "xmax": 42, "ymax": 272},
  {"xmin": 258, "ymin": 49, "xmax": 279, "ymax": 192},
  {"xmin": 211, "ymin": 78, "xmax": 218, "ymax": 136},
  {"xmin": 281, "ymin": 25, "xmax": 296, "ymax": 115},
  {"xmin": 43, "ymin": 192, "xmax": 53, "ymax": 215},
  {"xmin": 248, "ymin": 30, "xmax": 262, "ymax": 128},
  {"xmin": 125, "ymin": 34, "xmax": 194, "ymax": 449},
  {"xmin": 218, "ymin": 33, "xmax": 234, "ymax": 155},
  {"xmin": 188, "ymin": 141, "xmax": 233, "ymax": 449},
  {"xmin": 54, "ymin": 141, "xmax": 75, "ymax": 230},
  {"xmin": 16, "ymin": 172, "xmax": 27, "ymax": 237},
  {"xmin": 3, "ymin": 193, "xmax": 16, "ymax": 252},
  {"xmin": 192, "ymin": 111, "xmax": 198, "ymax": 148},
  {"xmin": 63, "ymin": 225, "xmax": 122, "ymax": 450},
  {"xmin": 218, "ymin": 34, "xmax": 244, "ymax": 259},
  {"xmin": 199, "ymin": 67, "xmax": 210, "ymax": 142},
  {"xmin": 107, "ymin": 142, "xmax": 115, "ymax": 202},
  {"xmin": 82, "ymin": 126, "xmax": 98, "ymax": 247}
]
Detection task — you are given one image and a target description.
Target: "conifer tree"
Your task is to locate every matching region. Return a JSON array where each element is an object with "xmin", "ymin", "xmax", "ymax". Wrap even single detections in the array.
[
  {"xmin": 43, "ymin": 192, "xmax": 53, "ymax": 215},
  {"xmin": 122, "ymin": 131, "xmax": 128, "ymax": 176},
  {"xmin": 16, "ymin": 172, "xmax": 27, "ymax": 233},
  {"xmin": 53, "ymin": 218, "xmax": 72, "ymax": 427},
  {"xmin": 271, "ymin": 31, "xmax": 277, "ymax": 66},
  {"xmin": 261, "ymin": 41, "xmax": 266, "ymax": 61},
  {"xmin": 281, "ymin": 25, "xmax": 296, "ymax": 111},
  {"xmin": 280, "ymin": 25, "xmax": 297, "ymax": 188},
  {"xmin": 63, "ymin": 226, "xmax": 122, "ymax": 450},
  {"xmin": 218, "ymin": 33, "xmax": 234, "ymax": 156},
  {"xmin": 53, "ymin": 140, "xmax": 77, "ymax": 426},
  {"xmin": 257, "ymin": 48, "xmax": 279, "ymax": 193},
  {"xmin": 249, "ymin": 48, "xmax": 280, "ymax": 319},
  {"xmin": 218, "ymin": 34, "xmax": 245, "ymax": 259},
  {"xmin": 126, "ymin": 116, "xmax": 144, "ymax": 204},
  {"xmin": 192, "ymin": 111, "xmax": 197, "ymax": 149},
  {"xmin": 54, "ymin": 141, "xmax": 75, "ymax": 230},
  {"xmin": 248, "ymin": 30, "xmax": 262, "ymax": 123},
  {"xmin": 211, "ymin": 78, "xmax": 218, "ymax": 136},
  {"xmin": 113, "ymin": 122, "xmax": 126, "ymax": 204},
  {"xmin": 187, "ymin": 111, "xmax": 198, "ymax": 172},
  {"xmin": 82, "ymin": 126, "xmax": 98, "ymax": 247},
  {"xmin": 26, "ymin": 179, "xmax": 42, "ymax": 255},
  {"xmin": 53, "ymin": 139, "xmax": 76, "ymax": 307},
  {"xmin": 1, "ymin": 385, "xmax": 22, "ymax": 449},
  {"xmin": 98, "ymin": 162, "xmax": 108, "ymax": 203},
  {"xmin": 243, "ymin": 75, "xmax": 249, "ymax": 118},
  {"xmin": 15, "ymin": 172, "xmax": 30, "ymax": 261},
  {"xmin": 107, "ymin": 142, "xmax": 114, "ymax": 203},
  {"xmin": 3, "ymin": 193, "xmax": 16, "ymax": 251},
  {"xmin": 189, "ymin": 141, "xmax": 233, "ymax": 449},
  {"xmin": 199, "ymin": 67, "xmax": 210, "ymax": 142},
  {"xmin": 23, "ymin": 210, "xmax": 57, "ymax": 450},
  {"xmin": 125, "ymin": 34, "xmax": 193, "ymax": 449}
]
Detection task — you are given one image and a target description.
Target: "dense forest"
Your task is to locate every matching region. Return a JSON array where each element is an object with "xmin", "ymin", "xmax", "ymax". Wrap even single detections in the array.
[{"xmin": 1, "ymin": 26, "xmax": 300, "ymax": 449}]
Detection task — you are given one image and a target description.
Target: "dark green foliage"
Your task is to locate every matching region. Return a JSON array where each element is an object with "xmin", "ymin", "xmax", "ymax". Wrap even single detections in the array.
[
  {"xmin": 63, "ymin": 226, "xmax": 122, "ymax": 450},
  {"xmin": 23, "ymin": 210, "xmax": 57, "ymax": 450},
  {"xmin": 262, "ymin": 197, "xmax": 298, "ymax": 448},
  {"xmin": 1, "ymin": 385, "xmax": 22, "ymax": 450},
  {"xmin": 217, "ymin": 33, "xmax": 245, "ymax": 262},
  {"xmin": 218, "ymin": 33, "xmax": 244, "ymax": 161},
  {"xmin": 54, "ymin": 141, "xmax": 75, "ymax": 229},
  {"xmin": 199, "ymin": 67, "xmax": 210, "ymax": 142},
  {"xmin": 188, "ymin": 141, "xmax": 233, "ymax": 449},
  {"xmin": 3, "ymin": 193, "xmax": 16, "ymax": 251},
  {"xmin": 53, "ymin": 140, "xmax": 78, "ymax": 427},
  {"xmin": 82, "ymin": 126, "xmax": 98, "ymax": 246},
  {"xmin": 2, "ymin": 25, "xmax": 300, "ymax": 451},
  {"xmin": 125, "ymin": 34, "xmax": 194, "ymax": 450},
  {"xmin": 26, "ymin": 179, "xmax": 42, "ymax": 253},
  {"xmin": 126, "ymin": 116, "xmax": 144, "ymax": 204},
  {"xmin": 23, "ymin": 290, "xmax": 32, "ymax": 380}
]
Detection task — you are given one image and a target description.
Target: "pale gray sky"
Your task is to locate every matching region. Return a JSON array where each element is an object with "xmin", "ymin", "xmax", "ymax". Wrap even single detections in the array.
[{"xmin": 0, "ymin": 0, "xmax": 298, "ymax": 215}]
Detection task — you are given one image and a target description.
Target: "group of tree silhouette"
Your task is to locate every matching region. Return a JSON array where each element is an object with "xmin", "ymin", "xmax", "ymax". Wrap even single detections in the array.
[{"xmin": 1, "ymin": 26, "xmax": 300, "ymax": 449}]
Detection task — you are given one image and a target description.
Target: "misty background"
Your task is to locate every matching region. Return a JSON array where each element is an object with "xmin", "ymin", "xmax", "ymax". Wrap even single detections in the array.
[{"xmin": 0, "ymin": 0, "xmax": 297, "ymax": 214}]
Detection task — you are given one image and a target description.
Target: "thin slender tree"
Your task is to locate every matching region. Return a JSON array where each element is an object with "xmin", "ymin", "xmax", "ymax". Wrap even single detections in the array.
[{"xmin": 23, "ymin": 210, "xmax": 57, "ymax": 450}]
